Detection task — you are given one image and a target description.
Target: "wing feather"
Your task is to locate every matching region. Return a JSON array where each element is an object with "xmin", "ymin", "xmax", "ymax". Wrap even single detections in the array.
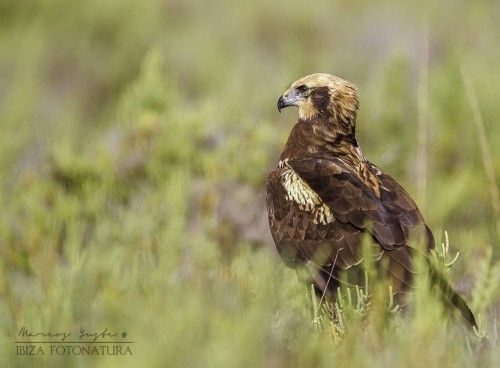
[
  {"xmin": 287, "ymin": 157, "xmax": 433, "ymax": 251},
  {"xmin": 266, "ymin": 156, "xmax": 434, "ymax": 293}
]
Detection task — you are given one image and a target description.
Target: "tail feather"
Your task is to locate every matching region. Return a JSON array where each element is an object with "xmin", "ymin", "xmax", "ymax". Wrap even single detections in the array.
[{"xmin": 427, "ymin": 260, "xmax": 477, "ymax": 329}]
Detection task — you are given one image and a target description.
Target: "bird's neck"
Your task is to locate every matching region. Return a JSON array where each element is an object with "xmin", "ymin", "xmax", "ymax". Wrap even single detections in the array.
[{"xmin": 279, "ymin": 118, "xmax": 365, "ymax": 167}]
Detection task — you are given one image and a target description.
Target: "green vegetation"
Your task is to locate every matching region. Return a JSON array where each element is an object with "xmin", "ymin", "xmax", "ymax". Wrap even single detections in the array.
[{"xmin": 0, "ymin": 1, "xmax": 499, "ymax": 366}]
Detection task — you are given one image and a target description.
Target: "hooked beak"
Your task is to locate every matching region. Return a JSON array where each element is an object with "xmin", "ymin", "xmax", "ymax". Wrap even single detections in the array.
[{"xmin": 277, "ymin": 89, "xmax": 300, "ymax": 113}]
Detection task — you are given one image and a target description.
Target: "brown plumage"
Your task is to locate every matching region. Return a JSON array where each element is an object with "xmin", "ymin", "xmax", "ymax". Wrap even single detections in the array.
[{"xmin": 266, "ymin": 73, "xmax": 476, "ymax": 327}]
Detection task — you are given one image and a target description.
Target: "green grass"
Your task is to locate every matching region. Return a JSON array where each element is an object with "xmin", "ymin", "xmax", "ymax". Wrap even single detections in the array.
[{"xmin": 0, "ymin": 1, "xmax": 499, "ymax": 367}]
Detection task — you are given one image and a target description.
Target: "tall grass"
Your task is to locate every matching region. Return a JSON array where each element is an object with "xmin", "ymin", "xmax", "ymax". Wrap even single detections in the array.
[{"xmin": 461, "ymin": 65, "xmax": 500, "ymax": 240}]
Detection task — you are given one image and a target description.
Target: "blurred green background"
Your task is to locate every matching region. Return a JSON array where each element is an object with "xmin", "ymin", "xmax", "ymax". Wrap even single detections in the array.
[{"xmin": 0, "ymin": 0, "xmax": 499, "ymax": 367}]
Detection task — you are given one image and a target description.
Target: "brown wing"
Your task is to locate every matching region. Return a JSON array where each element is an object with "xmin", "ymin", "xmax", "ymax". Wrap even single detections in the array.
[
  {"xmin": 266, "ymin": 156, "xmax": 434, "ymax": 292},
  {"xmin": 267, "ymin": 166, "xmax": 365, "ymax": 271},
  {"xmin": 366, "ymin": 161, "xmax": 435, "ymax": 250},
  {"xmin": 288, "ymin": 157, "xmax": 434, "ymax": 250}
]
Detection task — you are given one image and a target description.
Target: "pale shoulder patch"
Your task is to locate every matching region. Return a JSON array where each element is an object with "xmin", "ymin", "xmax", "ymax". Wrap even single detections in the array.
[{"xmin": 280, "ymin": 161, "xmax": 334, "ymax": 225}]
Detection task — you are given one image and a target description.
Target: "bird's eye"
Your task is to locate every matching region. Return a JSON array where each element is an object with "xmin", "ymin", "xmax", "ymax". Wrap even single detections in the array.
[{"xmin": 296, "ymin": 84, "xmax": 308, "ymax": 93}]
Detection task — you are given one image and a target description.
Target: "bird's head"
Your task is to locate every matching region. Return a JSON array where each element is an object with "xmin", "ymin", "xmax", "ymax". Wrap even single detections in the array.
[{"xmin": 277, "ymin": 73, "xmax": 359, "ymax": 125}]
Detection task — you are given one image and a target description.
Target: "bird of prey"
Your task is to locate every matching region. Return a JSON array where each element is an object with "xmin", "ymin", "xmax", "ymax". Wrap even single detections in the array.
[{"xmin": 266, "ymin": 73, "xmax": 476, "ymax": 327}]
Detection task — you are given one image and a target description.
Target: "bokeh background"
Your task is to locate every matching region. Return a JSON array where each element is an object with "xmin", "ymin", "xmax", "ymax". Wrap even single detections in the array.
[{"xmin": 0, "ymin": 1, "xmax": 499, "ymax": 367}]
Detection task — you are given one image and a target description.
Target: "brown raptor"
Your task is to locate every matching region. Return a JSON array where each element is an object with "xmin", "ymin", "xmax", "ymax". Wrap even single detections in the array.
[{"xmin": 266, "ymin": 73, "xmax": 476, "ymax": 327}]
